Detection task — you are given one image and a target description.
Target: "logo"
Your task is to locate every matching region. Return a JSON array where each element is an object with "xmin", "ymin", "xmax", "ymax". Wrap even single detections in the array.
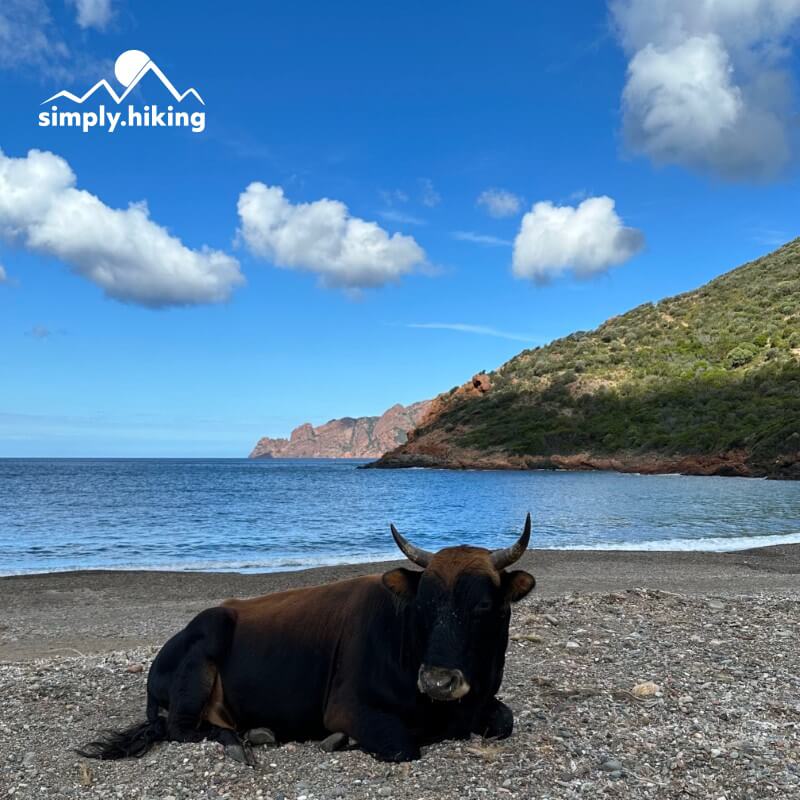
[{"xmin": 38, "ymin": 50, "xmax": 206, "ymax": 134}]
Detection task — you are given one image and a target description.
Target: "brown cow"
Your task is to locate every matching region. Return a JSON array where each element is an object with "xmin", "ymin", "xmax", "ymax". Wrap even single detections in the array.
[{"xmin": 80, "ymin": 515, "xmax": 535, "ymax": 763}]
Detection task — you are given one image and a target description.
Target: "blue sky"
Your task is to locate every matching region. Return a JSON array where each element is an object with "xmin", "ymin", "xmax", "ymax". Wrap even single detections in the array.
[{"xmin": 1, "ymin": 0, "xmax": 798, "ymax": 456}]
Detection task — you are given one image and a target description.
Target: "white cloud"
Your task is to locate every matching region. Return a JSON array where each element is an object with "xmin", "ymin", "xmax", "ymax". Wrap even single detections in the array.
[
  {"xmin": 0, "ymin": 0, "xmax": 108, "ymax": 80},
  {"xmin": 476, "ymin": 188, "xmax": 523, "ymax": 218},
  {"xmin": 26, "ymin": 324, "xmax": 52, "ymax": 339},
  {"xmin": 0, "ymin": 265, "xmax": 7, "ymax": 283},
  {"xmin": 68, "ymin": 0, "xmax": 113, "ymax": 30},
  {"xmin": 408, "ymin": 323, "xmax": 538, "ymax": 343},
  {"xmin": 419, "ymin": 178, "xmax": 441, "ymax": 207},
  {"xmin": 512, "ymin": 196, "xmax": 644, "ymax": 282},
  {"xmin": 0, "ymin": 0, "xmax": 67, "ymax": 76},
  {"xmin": 452, "ymin": 231, "xmax": 511, "ymax": 247},
  {"xmin": 237, "ymin": 183, "xmax": 427, "ymax": 289},
  {"xmin": 611, "ymin": 0, "xmax": 800, "ymax": 180},
  {"xmin": 749, "ymin": 226, "xmax": 789, "ymax": 247},
  {"xmin": 380, "ymin": 189, "xmax": 409, "ymax": 205},
  {"xmin": 0, "ymin": 148, "xmax": 243, "ymax": 307},
  {"xmin": 378, "ymin": 209, "xmax": 426, "ymax": 225}
]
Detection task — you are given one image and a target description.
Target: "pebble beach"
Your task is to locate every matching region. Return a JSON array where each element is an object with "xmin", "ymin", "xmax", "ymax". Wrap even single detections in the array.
[{"xmin": 1, "ymin": 546, "xmax": 798, "ymax": 800}]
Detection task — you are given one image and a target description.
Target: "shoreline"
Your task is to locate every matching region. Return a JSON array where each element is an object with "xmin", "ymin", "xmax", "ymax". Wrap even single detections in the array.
[
  {"xmin": 366, "ymin": 449, "xmax": 800, "ymax": 479},
  {"xmin": 2, "ymin": 543, "xmax": 798, "ymax": 663},
  {"xmin": 5, "ymin": 528, "xmax": 800, "ymax": 578}
]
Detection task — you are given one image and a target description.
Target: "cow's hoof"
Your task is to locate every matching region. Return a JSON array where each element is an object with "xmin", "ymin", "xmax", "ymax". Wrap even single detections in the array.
[
  {"xmin": 374, "ymin": 746, "xmax": 421, "ymax": 762},
  {"xmin": 482, "ymin": 701, "xmax": 514, "ymax": 740},
  {"xmin": 320, "ymin": 732, "xmax": 349, "ymax": 752},
  {"xmin": 245, "ymin": 727, "xmax": 277, "ymax": 747},
  {"xmin": 225, "ymin": 742, "xmax": 256, "ymax": 767}
]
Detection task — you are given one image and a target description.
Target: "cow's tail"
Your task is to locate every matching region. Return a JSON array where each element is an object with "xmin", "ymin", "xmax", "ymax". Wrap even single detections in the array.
[{"xmin": 77, "ymin": 696, "xmax": 167, "ymax": 760}]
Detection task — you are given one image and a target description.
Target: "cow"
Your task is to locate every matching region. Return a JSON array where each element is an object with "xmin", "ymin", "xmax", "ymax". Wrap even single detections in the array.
[{"xmin": 79, "ymin": 515, "xmax": 535, "ymax": 763}]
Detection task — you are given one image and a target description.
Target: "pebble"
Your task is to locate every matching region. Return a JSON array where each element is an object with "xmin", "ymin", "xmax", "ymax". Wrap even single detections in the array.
[
  {"xmin": 320, "ymin": 732, "xmax": 347, "ymax": 752},
  {"xmin": 247, "ymin": 727, "xmax": 277, "ymax": 746}
]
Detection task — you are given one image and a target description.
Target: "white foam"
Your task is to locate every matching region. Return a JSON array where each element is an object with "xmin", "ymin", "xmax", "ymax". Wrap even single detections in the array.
[
  {"xmin": 552, "ymin": 531, "xmax": 800, "ymax": 552},
  {"xmin": 3, "ymin": 532, "xmax": 800, "ymax": 576},
  {"xmin": 0, "ymin": 549, "xmax": 401, "ymax": 577}
]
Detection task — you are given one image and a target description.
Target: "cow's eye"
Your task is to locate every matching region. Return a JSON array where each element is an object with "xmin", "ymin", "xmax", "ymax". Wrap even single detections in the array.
[{"xmin": 474, "ymin": 599, "xmax": 492, "ymax": 614}]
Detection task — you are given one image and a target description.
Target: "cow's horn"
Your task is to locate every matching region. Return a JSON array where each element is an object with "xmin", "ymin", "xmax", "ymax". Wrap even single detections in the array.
[
  {"xmin": 490, "ymin": 513, "xmax": 531, "ymax": 569},
  {"xmin": 390, "ymin": 524, "xmax": 433, "ymax": 568}
]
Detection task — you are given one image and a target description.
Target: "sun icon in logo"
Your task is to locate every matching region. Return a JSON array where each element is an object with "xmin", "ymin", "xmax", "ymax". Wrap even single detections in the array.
[{"xmin": 114, "ymin": 50, "xmax": 153, "ymax": 87}]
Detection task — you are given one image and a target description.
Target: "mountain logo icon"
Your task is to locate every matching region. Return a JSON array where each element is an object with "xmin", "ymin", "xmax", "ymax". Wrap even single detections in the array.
[{"xmin": 43, "ymin": 50, "xmax": 205, "ymax": 105}]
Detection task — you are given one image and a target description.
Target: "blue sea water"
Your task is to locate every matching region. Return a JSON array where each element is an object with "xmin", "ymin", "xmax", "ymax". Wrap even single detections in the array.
[{"xmin": 1, "ymin": 458, "xmax": 799, "ymax": 575}]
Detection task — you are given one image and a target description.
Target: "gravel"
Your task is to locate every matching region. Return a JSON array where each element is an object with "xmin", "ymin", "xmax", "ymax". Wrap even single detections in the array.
[{"xmin": 2, "ymin": 587, "xmax": 799, "ymax": 799}]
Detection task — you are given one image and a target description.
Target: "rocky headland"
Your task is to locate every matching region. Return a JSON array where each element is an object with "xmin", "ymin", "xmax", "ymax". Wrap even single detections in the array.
[{"xmin": 249, "ymin": 401, "xmax": 431, "ymax": 459}]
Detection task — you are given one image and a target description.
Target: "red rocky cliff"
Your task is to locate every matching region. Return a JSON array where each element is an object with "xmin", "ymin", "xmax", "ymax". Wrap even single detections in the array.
[{"xmin": 249, "ymin": 401, "xmax": 431, "ymax": 459}]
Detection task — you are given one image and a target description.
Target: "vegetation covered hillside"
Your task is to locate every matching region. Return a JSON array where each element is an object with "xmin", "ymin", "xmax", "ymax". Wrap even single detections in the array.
[{"xmin": 375, "ymin": 240, "xmax": 800, "ymax": 478}]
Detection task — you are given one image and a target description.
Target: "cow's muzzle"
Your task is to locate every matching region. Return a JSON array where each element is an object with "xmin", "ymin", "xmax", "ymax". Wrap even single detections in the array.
[{"xmin": 417, "ymin": 665, "xmax": 471, "ymax": 701}]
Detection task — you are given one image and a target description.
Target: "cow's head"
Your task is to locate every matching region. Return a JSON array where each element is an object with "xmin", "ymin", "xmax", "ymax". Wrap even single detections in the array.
[{"xmin": 382, "ymin": 514, "xmax": 535, "ymax": 702}]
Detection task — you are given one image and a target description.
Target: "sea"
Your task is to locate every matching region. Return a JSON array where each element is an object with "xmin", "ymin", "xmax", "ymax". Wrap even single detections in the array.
[{"xmin": 1, "ymin": 458, "xmax": 799, "ymax": 576}]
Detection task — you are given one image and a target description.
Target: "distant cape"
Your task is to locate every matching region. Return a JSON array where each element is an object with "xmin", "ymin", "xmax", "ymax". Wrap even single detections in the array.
[{"xmin": 249, "ymin": 401, "xmax": 431, "ymax": 459}]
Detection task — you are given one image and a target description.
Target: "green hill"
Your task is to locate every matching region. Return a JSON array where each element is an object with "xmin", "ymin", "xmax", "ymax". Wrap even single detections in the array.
[{"xmin": 375, "ymin": 239, "xmax": 800, "ymax": 478}]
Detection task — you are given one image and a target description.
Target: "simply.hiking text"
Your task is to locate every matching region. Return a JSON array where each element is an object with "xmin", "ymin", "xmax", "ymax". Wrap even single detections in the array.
[{"xmin": 39, "ymin": 104, "xmax": 205, "ymax": 134}]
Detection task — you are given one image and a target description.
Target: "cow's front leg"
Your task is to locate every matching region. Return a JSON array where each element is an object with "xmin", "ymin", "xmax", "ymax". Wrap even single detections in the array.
[
  {"xmin": 473, "ymin": 697, "xmax": 513, "ymax": 740},
  {"xmin": 328, "ymin": 707, "xmax": 420, "ymax": 762}
]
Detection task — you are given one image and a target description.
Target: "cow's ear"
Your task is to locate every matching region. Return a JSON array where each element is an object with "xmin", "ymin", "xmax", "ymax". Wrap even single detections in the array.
[
  {"xmin": 503, "ymin": 570, "xmax": 536, "ymax": 602},
  {"xmin": 382, "ymin": 568, "xmax": 422, "ymax": 600}
]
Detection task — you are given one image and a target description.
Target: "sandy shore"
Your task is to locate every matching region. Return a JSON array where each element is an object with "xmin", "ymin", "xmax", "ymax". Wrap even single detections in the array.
[{"xmin": 1, "ymin": 546, "xmax": 798, "ymax": 799}]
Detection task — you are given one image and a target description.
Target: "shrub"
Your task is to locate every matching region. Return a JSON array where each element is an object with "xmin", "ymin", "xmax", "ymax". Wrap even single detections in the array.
[{"xmin": 726, "ymin": 344, "xmax": 759, "ymax": 368}]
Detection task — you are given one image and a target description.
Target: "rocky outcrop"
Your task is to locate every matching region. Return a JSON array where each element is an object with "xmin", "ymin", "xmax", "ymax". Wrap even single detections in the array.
[
  {"xmin": 369, "ymin": 387, "xmax": 799, "ymax": 478},
  {"xmin": 249, "ymin": 401, "xmax": 431, "ymax": 459},
  {"xmin": 370, "ymin": 445, "xmax": 794, "ymax": 478}
]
